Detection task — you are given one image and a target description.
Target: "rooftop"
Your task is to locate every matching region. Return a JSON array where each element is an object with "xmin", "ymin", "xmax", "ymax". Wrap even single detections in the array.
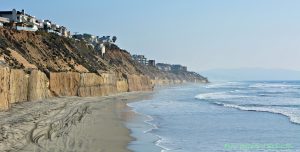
[{"xmin": 0, "ymin": 10, "xmax": 33, "ymax": 18}]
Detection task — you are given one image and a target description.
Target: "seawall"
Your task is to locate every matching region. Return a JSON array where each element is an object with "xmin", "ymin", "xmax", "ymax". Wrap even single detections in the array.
[{"xmin": 0, "ymin": 67, "xmax": 155, "ymax": 111}]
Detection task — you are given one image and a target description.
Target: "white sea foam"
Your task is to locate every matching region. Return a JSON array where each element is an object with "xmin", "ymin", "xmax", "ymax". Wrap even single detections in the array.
[
  {"xmin": 195, "ymin": 92, "xmax": 249, "ymax": 100},
  {"xmin": 249, "ymin": 83, "xmax": 298, "ymax": 89},
  {"xmin": 196, "ymin": 81, "xmax": 300, "ymax": 125},
  {"xmin": 142, "ymin": 116, "xmax": 172, "ymax": 152},
  {"xmin": 127, "ymin": 102, "xmax": 171, "ymax": 152},
  {"xmin": 127, "ymin": 102, "xmax": 158, "ymax": 133},
  {"xmin": 204, "ymin": 81, "xmax": 245, "ymax": 89},
  {"xmin": 213, "ymin": 102, "xmax": 300, "ymax": 125},
  {"xmin": 155, "ymin": 136, "xmax": 172, "ymax": 152},
  {"xmin": 143, "ymin": 115, "xmax": 158, "ymax": 133}
]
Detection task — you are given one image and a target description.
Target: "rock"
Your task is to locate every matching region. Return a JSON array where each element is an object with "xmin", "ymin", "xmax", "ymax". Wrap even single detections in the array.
[
  {"xmin": 0, "ymin": 67, "xmax": 10, "ymax": 110},
  {"xmin": 116, "ymin": 79, "xmax": 129, "ymax": 93},
  {"xmin": 78, "ymin": 73, "xmax": 105, "ymax": 97},
  {"xmin": 9, "ymin": 69, "xmax": 29, "ymax": 103},
  {"xmin": 28, "ymin": 70, "xmax": 51, "ymax": 101},
  {"xmin": 49, "ymin": 72, "xmax": 80, "ymax": 96},
  {"xmin": 127, "ymin": 74, "xmax": 153, "ymax": 92},
  {"xmin": 78, "ymin": 72, "xmax": 118, "ymax": 97}
]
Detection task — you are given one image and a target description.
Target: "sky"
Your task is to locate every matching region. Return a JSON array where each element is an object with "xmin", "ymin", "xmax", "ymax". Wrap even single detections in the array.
[{"xmin": 1, "ymin": 0, "xmax": 300, "ymax": 72}]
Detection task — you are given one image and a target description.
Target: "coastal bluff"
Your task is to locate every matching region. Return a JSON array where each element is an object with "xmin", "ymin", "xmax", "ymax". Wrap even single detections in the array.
[{"xmin": 0, "ymin": 28, "xmax": 208, "ymax": 110}]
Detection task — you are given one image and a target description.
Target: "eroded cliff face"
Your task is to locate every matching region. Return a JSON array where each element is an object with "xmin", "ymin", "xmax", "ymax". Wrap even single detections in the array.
[
  {"xmin": 50, "ymin": 72, "xmax": 81, "ymax": 96},
  {"xmin": 0, "ymin": 67, "xmax": 10, "ymax": 110},
  {"xmin": 0, "ymin": 67, "xmax": 52, "ymax": 110},
  {"xmin": 0, "ymin": 67, "xmax": 154, "ymax": 110},
  {"xmin": 0, "ymin": 28, "xmax": 207, "ymax": 110},
  {"xmin": 28, "ymin": 70, "xmax": 51, "ymax": 101},
  {"xmin": 127, "ymin": 74, "xmax": 153, "ymax": 91},
  {"xmin": 77, "ymin": 72, "xmax": 117, "ymax": 97},
  {"xmin": 9, "ymin": 69, "xmax": 28, "ymax": 103}
]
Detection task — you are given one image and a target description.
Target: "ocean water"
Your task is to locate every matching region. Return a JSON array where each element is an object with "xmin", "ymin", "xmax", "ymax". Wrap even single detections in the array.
[{"xmin": 127, "ymin": 81, "xmax": 300, "ymax": 152}]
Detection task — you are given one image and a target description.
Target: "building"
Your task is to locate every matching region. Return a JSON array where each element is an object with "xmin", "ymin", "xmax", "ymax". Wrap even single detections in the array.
[
  {"xmin": 171, "ymin": 64, "xmax": 187, "ymax": 72},
  {"xmin": 73, "ymin": 33, "xmax": 100, "ymax": 50},
  {"xmin": 0, "ymin": 9, "xmax": 26, "ymax": 23},
  {"xmin": 100, "ymin": 43, "xmax": 106, "ymax": 57},
  {"xmin": 50, "ymin": 23, "xmax": 59, "ymax": 31},
  {"xmin": 72, "ymin": 34, "xmax": 118, "ymax": 46},
  {"xmin": 156, "ymin": 63, "xmax": 187, "ymax": 72},
  {"xmin": 0, "ymin": 16, "xmax": 9, "ymax": 27},
  {"xmin": 132, "ymin": 55, "xmax": 148, "ymax": 65},
  {"xmin": 73, "ymin": 33, "xmax": 98, "ymax": 43},
  {"xmin": 43, "ymin": 21, "xmax": 71, "ymax": 37},
  {"xmin": 0, "ymin": 9, "xmax": 40, "ymax": 31},
  {"xmin": 99, "ymin": 36, "xmax": 112, "ymax": 43},
  {"xmin": 0, "ymin": 9, "xmax": 71, "ymax": 37},
  {"xmin": 59, "ymin": 26, "xmax": 71, "ymax": 37},
  {"xmin": 41, "ymin": 20, "xmax": 51, "ymax": 31},
  {"xmin": 148, "ymin": 60, "xmax": 156, "ymax": 67},
  {"xmin": 156, "ymin": 63, "xmax": 172, "ymax": 71},
  {"xmin": 73, "ymin": 33, "xmax": 84, "ymax": 39}
]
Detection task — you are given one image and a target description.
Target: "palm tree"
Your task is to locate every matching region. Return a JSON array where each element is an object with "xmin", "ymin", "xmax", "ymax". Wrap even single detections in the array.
[{"xmin": 112, "ymin": 36, "xmax": 117, "ymax": 43}]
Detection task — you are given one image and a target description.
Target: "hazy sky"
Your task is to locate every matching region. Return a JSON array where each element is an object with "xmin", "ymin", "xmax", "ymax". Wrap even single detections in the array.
[{"xmin": 2, "ymin": 0, "xmax": 300, "ymax": 71}]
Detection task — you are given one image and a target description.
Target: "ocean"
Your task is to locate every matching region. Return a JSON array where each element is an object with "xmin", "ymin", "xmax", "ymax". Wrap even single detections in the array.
[{"xmin": 126, "ymin": 81, "xmax": 300, "ymax": 152}]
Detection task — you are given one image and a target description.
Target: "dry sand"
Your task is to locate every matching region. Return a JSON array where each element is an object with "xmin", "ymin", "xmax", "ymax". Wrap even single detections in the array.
[{"xmin": 0, "ymin": 92, "xmax": 153, "ymax": 152}]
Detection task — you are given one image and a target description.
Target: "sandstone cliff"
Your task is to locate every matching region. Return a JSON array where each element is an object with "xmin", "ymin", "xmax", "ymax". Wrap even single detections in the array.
[{"xmin": 0, "ymin": 28, "xmax": 207, "ymax": 110}]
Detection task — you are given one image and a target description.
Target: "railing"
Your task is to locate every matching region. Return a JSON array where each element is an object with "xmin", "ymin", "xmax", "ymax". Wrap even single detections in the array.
[
  {"xmin": 16, "ymin": 26, "xmax": 38, "ymax": 31},
  {"xmin": 0, "ymin": 17, "xmax": 10, "ymax": 23}
]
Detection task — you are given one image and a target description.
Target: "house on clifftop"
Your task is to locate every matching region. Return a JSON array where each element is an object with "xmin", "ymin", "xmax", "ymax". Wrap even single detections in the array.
[
  {"xmin": 156, "ymin": 63, "xmax": 187, "ymax": 72},
  {"xmin": 132, "ymin": 55, "xmax": 148, "ymax": 65},
  {"xmin": 0, "ymin": 9, "xmax": 71, "ymax": 37},
  {"xmin": 0, "ymin": 9, "xmax": 40, "ymax": 31},
  {"xmin": 171, "ymin": 64, "xmax": 187, "ymax": 72},
  {"xmin": 148, "ymin": 60, "xmax": 156, "ymax": 67},
  {"xmin": 156, "ymin": 63, "xmax": 172, "ymax": 71},
  {"xmin": 0, "ymin": 17, "xmax": 9, "ymax": 27}
]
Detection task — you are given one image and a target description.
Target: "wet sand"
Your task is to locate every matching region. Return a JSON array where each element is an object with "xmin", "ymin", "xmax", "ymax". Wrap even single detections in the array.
[{"xmin": 0, "ymin": 92, "xmax": 153, "ymax": 152}]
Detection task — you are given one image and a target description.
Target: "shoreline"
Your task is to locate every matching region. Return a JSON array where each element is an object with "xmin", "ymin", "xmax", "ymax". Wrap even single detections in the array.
[
  {"xmin": 126, "ymin": 103, "xmax": 168, "ymax": 152},
  {"xmin": 0, "ymin": 92, "xmax": 153, "ymax": 152}
]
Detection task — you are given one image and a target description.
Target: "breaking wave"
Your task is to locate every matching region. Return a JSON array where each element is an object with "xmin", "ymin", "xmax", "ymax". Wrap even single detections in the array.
[{"xmin": 196, "ymin": 81, "xmax": 300, "ymax": 125}]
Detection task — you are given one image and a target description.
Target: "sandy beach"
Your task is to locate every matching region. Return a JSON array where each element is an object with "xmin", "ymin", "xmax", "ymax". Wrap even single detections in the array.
[{"xmin": 0, "ymin": 92, "xmax": 153, "ymax": 152}]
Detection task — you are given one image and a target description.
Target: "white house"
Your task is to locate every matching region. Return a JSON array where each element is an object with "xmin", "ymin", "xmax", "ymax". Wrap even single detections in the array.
[
  {"xmin": 41, "ymin": 20, "xmax": 51, "ymax": 30},
  {"xmin": 99, "ymin": 36, "xmax": 112, "ymax": 43},
  {"xmin": 0, "ymin": 9, "xmax": 22, "ymax": 22},
  {"xmin": 0, "ymin": 9, "xmax": 71, "ymax": 37},
  {"xmin": 100, "ymin": 43, "xmax": 106, "ymax": 57},
  {"xmin": 0, "ymin": 16, "xmax": 9, "ymax": 27},
  {"xmin": 51, "ymin": 23, "xmax": 59, "ymax": 31},
  {"xmin": 0, "ymin": 9, "xmax": 39, "ymax": 31},
  {"xmin": 60, "ymin": 26, "xmax": 70, "ymax": 37}
]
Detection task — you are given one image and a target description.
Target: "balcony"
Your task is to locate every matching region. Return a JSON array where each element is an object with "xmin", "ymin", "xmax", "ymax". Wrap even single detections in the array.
[{"xmin": 0, "ymin": 17, "xmax": 9, "ymax": 23}]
